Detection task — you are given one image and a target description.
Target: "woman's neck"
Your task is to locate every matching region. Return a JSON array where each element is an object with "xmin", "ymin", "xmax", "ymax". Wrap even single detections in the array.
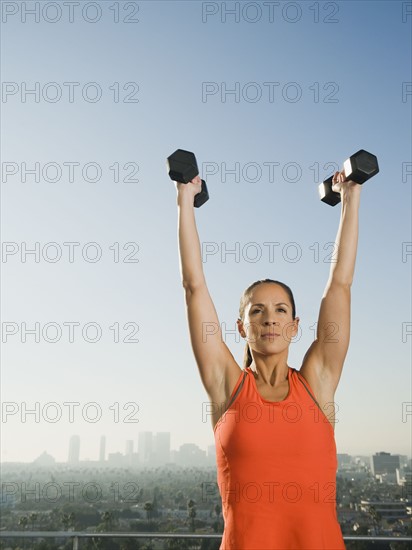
[{"xmin": 249, "ymin": 354, "xmax": 290, "ymax": 386}]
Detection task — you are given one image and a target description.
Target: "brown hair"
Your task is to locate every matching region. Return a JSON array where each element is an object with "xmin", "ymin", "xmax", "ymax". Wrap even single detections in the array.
[{"xmin": 238, "ymin": 279, "xmax": 296, "ymax": 369}]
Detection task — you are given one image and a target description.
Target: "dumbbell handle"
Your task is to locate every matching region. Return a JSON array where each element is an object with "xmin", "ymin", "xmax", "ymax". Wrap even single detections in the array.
[
  {"xmin": 193, "ymin": 179, "xmax": 208, "ymax": 208},
  {"xmin": 319, "ymin": 149, "xmax": 379, "ymax": 206},
  {"xmin": 321, "ymin": 161, "xmax": 363, "ymax": 205},
  {"xmin": 175, "ymin": 177, "xmax": 208, "ymax": 208},
  {"xmin": 320, "ymin": 173, "xmax": 363, "ymax": 207}
]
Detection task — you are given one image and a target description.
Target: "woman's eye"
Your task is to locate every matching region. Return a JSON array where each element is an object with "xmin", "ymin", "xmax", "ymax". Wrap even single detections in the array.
[
  {"xmin": 277, "ymin": 308, "xmax": 286, "ymax": 313},
  {"xmin": 251, "ymin": 309, "xmax": 261, "ymax": 314}
]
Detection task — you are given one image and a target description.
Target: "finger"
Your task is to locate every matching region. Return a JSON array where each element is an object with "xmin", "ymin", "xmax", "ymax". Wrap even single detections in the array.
[{"xmin": 336, "ymin": 171, "xmax": 344, "ymax": 184}]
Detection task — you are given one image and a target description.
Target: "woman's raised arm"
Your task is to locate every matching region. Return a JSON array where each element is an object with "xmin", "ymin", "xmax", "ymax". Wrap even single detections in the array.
[
  {"xmin": 301, "ymin": 172, "xmax": 362, "ymax": 395},
  {"xmin": 176, "ymin": 178, "xmax": 242, "ymax": 415}
]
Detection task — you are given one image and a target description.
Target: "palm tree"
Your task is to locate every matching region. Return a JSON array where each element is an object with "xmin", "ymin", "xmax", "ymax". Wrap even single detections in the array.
[
  {"xmin": 212, "ymin": 503, "xmax": 222, "ymax": 533},
  {"xmin": 68, "ymin": 512, "xmax": 76, "ymax": 530},
  {"xmin": 61, "ymin": 513, "xmax": 71, "ymax": 530},
  {"xmin": 187, "ymin": 499, "xmax": 197, "ymax": 532},
  {"xmin": 101, "ymin": 510, "xmax": 114, "ymax": 531},
  {"xmin": 18, "ymin": 516, "xmax": 28, "ymax": 530},
  {"xmin": 29, "ymin": 513, "xmax": 38, "ymax": 530},
  {"xmin": 18, "ymin": 516, "xmax": 28, "ymax": 550},
  {"xmin": 144, "ymin": 501, "xmax": 153, "ymax": 521}
]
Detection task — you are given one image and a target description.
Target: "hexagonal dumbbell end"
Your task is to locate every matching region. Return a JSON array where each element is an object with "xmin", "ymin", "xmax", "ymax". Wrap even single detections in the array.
[
  {"xmin": 343, "ymin": 149, "xmax": 379, "ymax": 184},
  {"xmin": 319, "ymin": 149, "xmax": 379, "ymax": 206},
  {"xmin": 167, "ymin": 149, "xmax": 209, "ymax": 208},
  {"xmin": 318, "ymin": 176, "xmax": 341, "ymax": 206}
]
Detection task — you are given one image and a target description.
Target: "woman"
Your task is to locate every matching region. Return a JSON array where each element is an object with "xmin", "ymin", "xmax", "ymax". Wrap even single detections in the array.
[{"xmin": 175, "ymin": 169, "xmax": 358, "ymax": 549}]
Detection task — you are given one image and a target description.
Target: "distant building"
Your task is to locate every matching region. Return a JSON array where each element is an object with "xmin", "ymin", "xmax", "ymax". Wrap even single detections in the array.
[
  {"xmin": 138, "ymin": 432, "xmax": 153, "ymax": 465},
  {"xmin": 154, "ymin": 432, "xmax": 170, "ymax": 466},
  {"xmin": 108, "ymin": 452, "xmax": 124, "ymax": 466},
  {"xmin": 371, "ymin": 452, "xmax": 400, "ymax": 483},
  {"xmin": 337, "ymin": 454, "xmax": 352, "ymax": 470},
  {"xmin": 353, "ymin": 456, "xmax": 370, "ymax": 468},
  {"xmin": 176, "ymin": 443, "xmax": 207, "ymax": 466},
  {"xmin": 32, "ymin": 451, "xmax": 56, "ymax": 466},
  {"xmin": 125, "ymin": 440, "xmax": 134, "ymax": 465},
  {"xmin": 360, "ymin": 499, "xmax": 409, "ymax": 520},
  {"xmin": 68, "ymin": 435, "xmax": 80, "ymax": 464},
  {"xmin": 99, "ymin": 436, "xmax": 106, "ymax": 462},
  {"xmin": 398, "ymin": 469, "xmax": 412, "ymax": 499},
  {"xmin": 336, "ymin": 469, "xmax": 369, "ymax": 482},
  {"xmin": 400, "ymin": 455, "xmax": 409, "ymax": 468},
  {"xmin": 130, "ymin": 452, "xmax": 140, "ymax": 467}
]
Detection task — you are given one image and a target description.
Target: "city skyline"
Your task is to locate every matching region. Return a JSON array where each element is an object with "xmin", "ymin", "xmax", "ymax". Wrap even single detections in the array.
[{"xmin": 1, "ymin": 431, "xmax": 411, "ymax": 465}]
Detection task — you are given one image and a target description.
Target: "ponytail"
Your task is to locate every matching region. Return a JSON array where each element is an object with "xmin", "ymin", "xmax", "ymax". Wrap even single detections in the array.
[{"xmin": 243, "ymin": 342, "xmax": 253, "ymax": 369}]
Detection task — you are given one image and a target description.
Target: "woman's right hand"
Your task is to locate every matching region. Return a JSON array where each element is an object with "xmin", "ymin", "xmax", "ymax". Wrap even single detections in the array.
[{"xmin": 175, "ymin": 175, "xmax": 202, "ymax": 199}]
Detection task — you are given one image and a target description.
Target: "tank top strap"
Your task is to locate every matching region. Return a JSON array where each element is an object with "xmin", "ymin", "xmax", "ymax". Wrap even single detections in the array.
[
  {"xmin": 293, "ymin": 368, "xmax": 322, "ymax": 411},
  {"xmin": 224, "ymin": 368, "xmax": 248, "ymax": 411}
]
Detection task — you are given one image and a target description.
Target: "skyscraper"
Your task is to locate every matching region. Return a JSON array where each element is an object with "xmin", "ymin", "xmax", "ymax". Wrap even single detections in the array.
[
  {"xmin": 154, "ymin": 432, "xmax": 171, "ymax": 465},
  {"xmin": 68, "ymin": 435, "xmax": 80, "ymax": 464},
  {"xmin": 138, "ymin": 432, "xmax": 153, "ymax": 465},
  {"xmin": 99, "ymin": 436, "xmax": 106, "ymax": 463},
  {"xmin": 125, "ymin": 440, "xmax": 134, "ymax": 466},
  {"xmin": 176, "ymin": 443, "xmax": 207, "ymax": 467},
  {"xmin": 371, "ymin": 452, "xmax": 401, "ymax": 483}
]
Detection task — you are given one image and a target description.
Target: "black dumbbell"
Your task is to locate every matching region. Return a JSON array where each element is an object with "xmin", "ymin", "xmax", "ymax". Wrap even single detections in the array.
[
  {"xmin": 167, "ymin": 149, "xmax": 209, "ymax": 208},
  {"xmin": 319, "ymin": 149, "xmax": 379, "ymax": 206}
]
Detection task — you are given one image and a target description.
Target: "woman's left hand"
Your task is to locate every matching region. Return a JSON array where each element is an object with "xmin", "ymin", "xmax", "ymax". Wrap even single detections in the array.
[{"xmin": 331, "ymin": 170, "xmax": 361, "ymax": 195}]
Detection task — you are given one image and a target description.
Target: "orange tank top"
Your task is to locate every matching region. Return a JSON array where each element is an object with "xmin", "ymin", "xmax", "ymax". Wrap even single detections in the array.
[{"xmin": 214, "ymin": 366, "xmax": 345, "ymax": 550}]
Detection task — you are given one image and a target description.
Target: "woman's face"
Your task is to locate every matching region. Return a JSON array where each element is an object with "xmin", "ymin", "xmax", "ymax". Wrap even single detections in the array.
[{"xmin": 237, "ymin": 283, "xmax": 299, "ymax": 355}]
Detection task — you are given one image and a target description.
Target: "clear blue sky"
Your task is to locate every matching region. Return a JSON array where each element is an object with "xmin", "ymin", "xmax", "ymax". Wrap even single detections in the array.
[{"xmin": 1, "ymin": 0, "xmax": 411, "ymax": 463}]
